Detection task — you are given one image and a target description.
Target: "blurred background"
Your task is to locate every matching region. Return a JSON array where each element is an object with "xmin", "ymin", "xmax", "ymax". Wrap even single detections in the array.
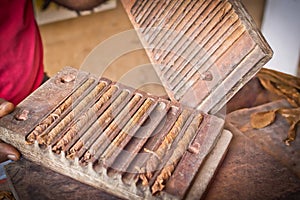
[{"xmin": 36, "ymin": 0, "xmax": 300, "ymax": 83}]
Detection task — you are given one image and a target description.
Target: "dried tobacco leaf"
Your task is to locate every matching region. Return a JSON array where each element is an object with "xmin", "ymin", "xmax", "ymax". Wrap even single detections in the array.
[
  {"xmin": 0, "ymin": 191, "xmax": 15, "ymax": 200},
  {"xmin": 257, "ymin": 69, "xmax": 300, "ymax": 108},
  {"xmin": 258, "ymin": 78, "xmax": 299, "ymax": 107},
  {"xmin": 258, "ymin": 68, "xmax": 300, "ymax": 90},
  {"xmin": 278, "ymin": 108, "xmax": 300, "ymax": 122},
  {"xmin": 275, "ymin": 84, "xmax": 300, "ymax": 107},
  {"xmin": 258, "ymin": 78, "xmax": 281, "ymax": 96},
  {"xmin": 250, "ymin": 110, "xmax": 277, "ymax": 129},
  {"xmin": 284, "ymin": 123, "xmax": 297, "ymax": 146},
  {"xmin": 278, "ymin": 108, "xmax": 300, "ymax": 145},
  {"xmin": 256, "ymin": 68, "xmax": 300, "ymax": 145}
]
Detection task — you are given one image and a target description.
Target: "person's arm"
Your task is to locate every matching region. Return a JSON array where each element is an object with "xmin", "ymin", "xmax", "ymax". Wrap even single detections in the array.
[
  {"xmin": 0, "ymin": 99, "xmax": 20, "ymax": 163},
  {"xmin": 50, "ymin": 0, "xmax": 107, "ymax": 11}
]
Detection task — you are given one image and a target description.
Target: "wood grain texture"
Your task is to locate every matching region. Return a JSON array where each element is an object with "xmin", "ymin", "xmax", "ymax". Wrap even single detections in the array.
[
  {"xmin": 226, "ymin": 99, "xmax": 300, "ymax": 178},
  {"xmin": 5, "ymin": 159, "xmax": 122, "ymax": 200},
  {"xmin": 0, "ymin": 67, "xmax": 229, "ymax": 200},
  {"xmin": 121, "ymin": 0, "xmax": 273, "ymax": 114},
  {"xmin": 3, "ymin": 130, "xmax": 232, "ymax": 200},
  {"xmin": 204, "ymin": 100, "xmax": 300, "ymax": 199}
]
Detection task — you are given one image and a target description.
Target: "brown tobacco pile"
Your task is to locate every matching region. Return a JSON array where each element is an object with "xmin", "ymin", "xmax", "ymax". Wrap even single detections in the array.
[{"xmin": 251, "ymin": 68, "xmax": 300, "ymax": 145}]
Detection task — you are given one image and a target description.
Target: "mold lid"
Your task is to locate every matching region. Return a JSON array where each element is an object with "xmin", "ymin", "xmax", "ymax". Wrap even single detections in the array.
[{"xmin": 121, "ymin": 0, "xmax": 272, "ymax": 114}]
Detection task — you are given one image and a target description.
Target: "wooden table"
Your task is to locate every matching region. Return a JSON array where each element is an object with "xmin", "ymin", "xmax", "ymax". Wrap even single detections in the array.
[{"xmin": 3, "ymin": 77, "xmax": 300, "ymax": 200}]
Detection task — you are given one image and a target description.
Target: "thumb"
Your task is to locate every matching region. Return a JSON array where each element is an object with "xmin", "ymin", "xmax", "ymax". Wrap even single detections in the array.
[
  {"xmin": 0, "ymin": 98, "xmax": 15, "ymax": 118},
  {"xmin": 0, "ymin": 141, "xmax": 20, "ymax": 163}
]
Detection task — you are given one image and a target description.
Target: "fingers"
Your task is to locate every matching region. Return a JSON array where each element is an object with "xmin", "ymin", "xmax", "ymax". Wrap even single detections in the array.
[
  {"xmin": 0, "ymin": 98, "xmax": 15, "ymax": 118},
  {"xmin": 0, "ymin": 99, "xmax": 19, "ymax": 163},
  {"xmin": 0, "ymin": 141, "xmax": 21, "ymax": 163}
]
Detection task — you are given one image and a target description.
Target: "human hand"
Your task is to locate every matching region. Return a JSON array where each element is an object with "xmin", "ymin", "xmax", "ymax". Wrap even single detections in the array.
[
  {"xmin": 0, "ymin": 98, "xmax": 14, "ymax": 118},
  {"xmin": 0, "ymin": 98, "xmax": 20, "ymax": 163},
  {"xmin": 0, "ymin": 141, "xmax": 20, "ymax": 163}
]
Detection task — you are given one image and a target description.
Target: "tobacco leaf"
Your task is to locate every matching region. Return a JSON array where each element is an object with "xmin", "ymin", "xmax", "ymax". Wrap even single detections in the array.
[
  {"xmin": 278, "ymin": 108, "xmax": 300, "ymax": 145},
  {"xmin": 257, "ymin": 69, "xmax": 300, "ymax": 107},
  {"xmin": 0, "ymin": 191, "xmax": 14, "ymax": 200},
  {"xmin": 275, "ymin": 83, "xmax": 300, "ymax": 107},
  {"xmin": 258, "ymin": 68, "xmax": 300, "ymax": 90},
  {"xmin": 258, "ymin": 78, "xmax": 299, "ymax": 107},
  {"xmin": 250, "ymin": 110, "xmax": 277, "ymax": 129},
  {"xmin": 255, "ymin": 68, "xmax": 300, "ymax": 145}
]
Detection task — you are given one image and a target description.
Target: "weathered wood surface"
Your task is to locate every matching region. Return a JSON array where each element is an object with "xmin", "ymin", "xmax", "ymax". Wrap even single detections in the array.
[
  {"xmin": 4, "ymin": 103, "xmax": 300, "ymax": 200},
  {"xmin": 5, "ymin": 159, "xmax": 122, "ymax": 200},
  {"xmin": 225, "ymin": 76, "xmax": 282, "ymax": 113},
  {"xmin": 121, "ymin": 0, "xmax": 273, "ymax": 114},
  {"xmin": 205, "ymin": 100, "xmax": 300, "ymax": 200},
  {"xmin": 0, "ymin": 67, "xmax": 230, "ymax": 200},
  {"xmin": 226, "ymin": 99, "xmax": 300, "ymax": 178},
  {"xmin": 0, "ymin": 67, "xmax": 91, "ymax": 137},
  {"xmin": 3, "ymin": 77, "xmax": 300, "ymax": 199},
  {"xmin": 4, "ymin": 130, "xmax": 232, "ymax": 200}
]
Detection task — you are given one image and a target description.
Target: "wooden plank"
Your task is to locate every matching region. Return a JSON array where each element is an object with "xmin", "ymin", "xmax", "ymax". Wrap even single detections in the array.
[
  {"xmin": 0, "ymin": 67, "xmax": 228, "ymax": 200},
  {"xmin": 121, "ymin": 0, "xmax": 273, "ymax": 114}
]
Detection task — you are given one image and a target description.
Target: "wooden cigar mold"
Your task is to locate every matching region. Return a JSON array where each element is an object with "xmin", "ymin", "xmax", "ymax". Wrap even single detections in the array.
[
  {"xmin": 0, "ymin": 0, "xmax": 272, "ymax": 199},
  {"xmin": 121, "ymin": 0, "xmax": 272, "ymax": 114},
  {"xmin": 0, "ymin": 67, "xmax": 230, "ymax": 199}
]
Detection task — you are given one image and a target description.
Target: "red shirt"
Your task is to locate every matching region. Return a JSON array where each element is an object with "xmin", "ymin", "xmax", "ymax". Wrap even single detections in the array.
[{"xmin": 0, "ymin": 0, "xmax": 44, "ymax": 105}]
